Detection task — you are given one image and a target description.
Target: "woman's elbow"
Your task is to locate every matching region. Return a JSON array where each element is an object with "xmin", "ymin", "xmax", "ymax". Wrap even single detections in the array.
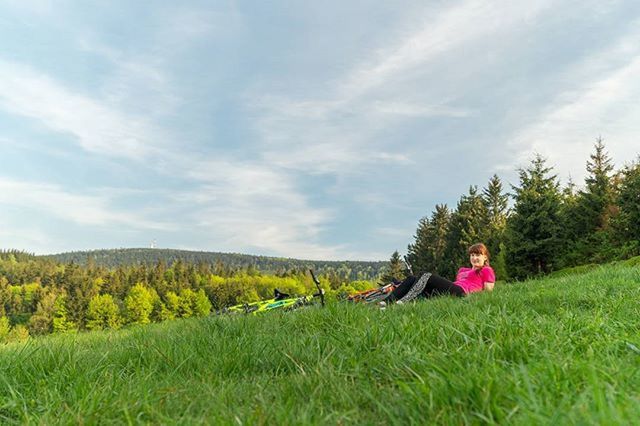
[{"xmin": 484, "ymin": 282, "xmax": 495, "ymax": 292}]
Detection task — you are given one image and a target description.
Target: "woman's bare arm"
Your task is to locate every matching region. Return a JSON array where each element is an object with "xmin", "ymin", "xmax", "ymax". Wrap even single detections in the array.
[{"xmin": 484, "ymin": 282, "xmax": 495, "ymax": 291}]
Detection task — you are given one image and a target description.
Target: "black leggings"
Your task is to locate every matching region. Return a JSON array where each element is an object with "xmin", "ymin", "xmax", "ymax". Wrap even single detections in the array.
[{"xmin": 389, "ymin": 274, "xmax": 465, "ymax": 301}]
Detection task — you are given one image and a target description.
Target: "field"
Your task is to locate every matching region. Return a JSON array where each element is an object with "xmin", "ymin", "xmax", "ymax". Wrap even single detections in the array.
[{"xmin": 1, "ymin": 263, "xmax": 639, "ymax": 424}]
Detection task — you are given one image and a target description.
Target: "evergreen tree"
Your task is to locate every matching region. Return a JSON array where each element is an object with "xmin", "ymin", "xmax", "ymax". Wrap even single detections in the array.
[
  {"xmin": 379, "ymin": 251, "xmax": 408, "ymax": 284},
  {"xmin": 613, "ymin": 159, "xmax": 640, "ymax": 256},
  {"xmin": 406, "ymin": 204, "xmax": 450, "ymax": 276},
  {"xmin": 558, "ymin": 176, "xmax": 583, "ymax": 266},
  {"xmin": 28, "ymin": 289, "xmax": 58, "ymax": 335},
  {"xmin": 505, "ymin": 155, "xmax": 564, "ymax": 279},
  {"xmin": 482, "ymin": 175, "xmax": 508, "ymax": 249},
  {"xmin": 406, "ymin": 216, "xmax": 430, "ymax": 276},
  {"xmin": 560, "ymin": 140, "xmax": 616, "ymax": 265},
  {"xmin": 442, "ymin": 187, "xmax": 487, "ymax": 277},
  {"xmin": 60, "ymin": 263, "xmax": 100, "ymax": 328},
  {"xmin": 103, "ymin": 267, "xmax": 126, "ymax": 299},
  {"xmin": 579, "ymin": 138, "xmax": 615, "ymax": 233},
  {"xmin": 482, "ymin": 175, "xmax": 509, "ymax": 279},
  {"xmin": 429, "ymin": 204, "xmax": 451, "ymax": 275}
]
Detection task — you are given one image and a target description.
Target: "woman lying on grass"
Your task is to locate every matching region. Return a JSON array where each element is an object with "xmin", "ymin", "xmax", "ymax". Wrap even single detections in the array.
[{"xmin": 383, "ymin": 243, "xmax": 495, "ymax": 305}]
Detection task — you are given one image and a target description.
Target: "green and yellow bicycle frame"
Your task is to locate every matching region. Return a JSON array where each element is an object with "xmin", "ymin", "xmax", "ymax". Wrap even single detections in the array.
[{"xmin": 218, "ymin": 270, "xmax": 325, "ymax": 315}]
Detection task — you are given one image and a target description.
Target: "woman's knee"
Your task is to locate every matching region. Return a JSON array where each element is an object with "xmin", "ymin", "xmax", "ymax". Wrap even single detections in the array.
[{"xmin": 451, "ymin": 285, "xmax": 465, "ymax": 297}]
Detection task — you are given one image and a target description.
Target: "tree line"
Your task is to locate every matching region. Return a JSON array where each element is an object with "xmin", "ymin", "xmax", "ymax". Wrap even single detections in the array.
[
  {"xmin": 0, "ymin": 251, "xmax": 373, "ymax": 342},
  {"xmin": 44, "ymin": 248, "xmax": 386, "ymax": 282},
  {"xmin": 387, "ymin": 139, "xmax": 639, "ymax": 282}
]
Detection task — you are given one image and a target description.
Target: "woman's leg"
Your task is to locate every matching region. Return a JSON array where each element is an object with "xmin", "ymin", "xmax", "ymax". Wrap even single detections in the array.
[
  {"xmin": 387, "ymin": 273, "xmax": 433, "ymax": 303},
  {"xmin": 396, "ymin": 273, "xmax": 431, "ymax": 303},
  {"xmin": 387, "ymin": 275, "xmax": 418, "ymax": 302},
  {"xmin": 423, "ymin": 274, "xmax": 465, "ymax": 298}
]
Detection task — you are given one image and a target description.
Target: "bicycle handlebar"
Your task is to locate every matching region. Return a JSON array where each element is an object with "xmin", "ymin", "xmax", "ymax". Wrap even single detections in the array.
[
  {"xmin": 403, "ymin": 255, "xmax": 413, "ymax": 276},
  {"xmin": 309, "ymin": 269, "xmax": 325, "ymax": 307}
]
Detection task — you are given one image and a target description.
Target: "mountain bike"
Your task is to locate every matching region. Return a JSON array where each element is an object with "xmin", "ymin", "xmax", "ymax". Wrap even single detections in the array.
[
  {"xmin": 346, "ymin": 280, "xmax": 399, "ymax": 303},
  {"xmin": 347, "ymin": 255, "xmax": 412, "ymax": 303},
  {"xmin": 217, "ymin": 269, "xmax": 325, "ymax": 315}
]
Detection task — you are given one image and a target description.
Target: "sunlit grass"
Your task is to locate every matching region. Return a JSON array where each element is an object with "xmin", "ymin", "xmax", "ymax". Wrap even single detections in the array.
[{"xmin": 1, "ymin": 264, "xmax": 639, "ymax": 424}]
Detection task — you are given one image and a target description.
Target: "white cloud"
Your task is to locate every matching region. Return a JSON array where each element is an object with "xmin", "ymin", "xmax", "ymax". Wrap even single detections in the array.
[
  {"xmin": 76, "ymin": 37, "xmax": 183, "ymax": 119},
  {"xmin": 0, "ymin": 226, "xmax": 52, "ymax": 254},
  {"xmin": 0, "ymin": 59, "xmax": 168, "ymax": 161},
  {"xmin": 0, "ymin": 177, "xmax": 172, "ymax": 230},
  {"xmin": 0, "ymin": 136, "xmax": 75, "ymax": 160},
  {"xmin": 369, "ymin": 101, "xmax": 472, "ymax": 118},
  {"xmin": 2, "ymin": 0, "xmax": 57, "ymax": 17},
  {"xmin": 162, "ymin": 7, "xmax": 220, "ymax": 40},
  {"xmin": 505, "ymin": 23, "xmax": 640, "ymax": 184},
  {"xmin": 337, "ymin": 0, "xmax": 554, "ymax": 100},
  {"xmin": 174, "ymin": 159, "xmax": 350, "ymax": 259},
  {"xmin": 0, "ymin": 57, "xmax": 347, "ymax": 257},
  {"xmin": 250, "ymin": 0, "xmax": 554, "ymax": 176}
]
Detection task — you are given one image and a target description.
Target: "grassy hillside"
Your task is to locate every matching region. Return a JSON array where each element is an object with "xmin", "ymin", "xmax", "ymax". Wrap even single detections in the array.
[{"xmin": 1, "ymin": 263, "xmax": 639, "ymax": 424}]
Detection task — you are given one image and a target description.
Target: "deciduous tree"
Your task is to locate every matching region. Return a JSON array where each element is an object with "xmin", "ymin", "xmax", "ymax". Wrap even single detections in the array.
[{"xmin": 86, "ymin": 294, "xmax": 121, "ymax": 331}]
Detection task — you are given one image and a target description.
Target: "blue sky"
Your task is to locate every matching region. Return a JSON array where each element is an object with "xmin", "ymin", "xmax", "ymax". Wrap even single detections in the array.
[{"xmin": 1, "ymin": 1, "xmax": 640, "ymax": 260}]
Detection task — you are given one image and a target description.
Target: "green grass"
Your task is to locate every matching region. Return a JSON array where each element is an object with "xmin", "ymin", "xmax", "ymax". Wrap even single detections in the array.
[{"xmin": 1, "ymin": 264, "xmax": 640, "ymax": 425}]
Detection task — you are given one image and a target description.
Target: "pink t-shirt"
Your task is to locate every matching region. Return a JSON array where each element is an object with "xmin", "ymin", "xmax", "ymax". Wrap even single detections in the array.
[{"xmin": 454, "ymin": 266, "xmax": 496, "ymax": 294}]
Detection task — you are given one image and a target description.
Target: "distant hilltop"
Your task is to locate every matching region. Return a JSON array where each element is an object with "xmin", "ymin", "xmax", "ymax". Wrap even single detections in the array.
[{"xmin": 41, "ymin": 248, "xmax": 387, "ymax": 281}]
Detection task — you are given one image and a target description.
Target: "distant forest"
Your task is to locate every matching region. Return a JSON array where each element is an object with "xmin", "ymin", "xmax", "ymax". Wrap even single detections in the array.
[
  {"xmin": 43, "ymin": 248, "xmax": 387, "ymax": 282},
  {"xmin": 0, "ymin": 250, "xmax": 375, "ymax": 343}
]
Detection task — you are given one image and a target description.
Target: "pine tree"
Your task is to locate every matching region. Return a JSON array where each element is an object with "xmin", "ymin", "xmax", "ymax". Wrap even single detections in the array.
[
  {"xmin": 558, "ymin": 176, "xmax": 583, "ymax": 266},
  {"xmin": 562, "ymin": 139, "xmax": 616, "ymax": 264},
  {"xmin": 614, "ymin": 159, "xmax": 640, "ymax": 256},
  {"xmin": 406, "ymin": 216, "xmax": 431, "ymax": 276},
  {"xmin": 28, "ymin": 289, "xmax": 58, "ymax": 335},
  {"xmin": 482, "ymin": 175, "xmax": 509, "ymax": 279},
  {"xmin": 579, "ymin": 137, "xmax": 615, "ymax": 233},
  {"xmin": 61, "ymin": 263, "xmax": 100, "ymax": 328},
  {"xmin": 379, "ymin": 251, "xmax": 407, "ymax": 284},
  {"xmin": 406, "ymin": 204, "xmax": 450, "ymax": 276},
  {"xmin": 505, "ymin": 155, "xmax": 564, "ymax": 279},
  {"xmin": 430, "ymin": 204, "xmax": 451, "ymax": 274},
  {"xmin": 442, "ymin": 187, "xmax": 487, "ymax": 278}
]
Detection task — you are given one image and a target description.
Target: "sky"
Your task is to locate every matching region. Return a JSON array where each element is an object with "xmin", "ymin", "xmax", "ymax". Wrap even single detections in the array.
[{"xmin": 1, "ymin": 0, "xmax": 640, "ymax": 261}]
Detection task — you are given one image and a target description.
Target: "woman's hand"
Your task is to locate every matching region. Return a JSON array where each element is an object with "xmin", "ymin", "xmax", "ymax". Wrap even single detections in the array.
[{"xmin": 483, "ymin": 282, "xmax": 495, "ymax": 292}]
